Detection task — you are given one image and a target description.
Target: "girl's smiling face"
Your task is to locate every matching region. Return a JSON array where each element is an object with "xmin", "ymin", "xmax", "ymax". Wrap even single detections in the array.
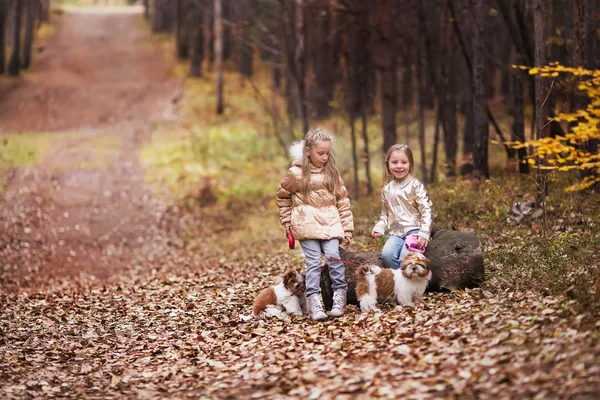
[
  {"xmin": 388, "ymin": 150, "xmax": 411, "ymax": 180},
  {"xmin": 306, "ymin": 139, "xmax": 331, "ymax": 168}
]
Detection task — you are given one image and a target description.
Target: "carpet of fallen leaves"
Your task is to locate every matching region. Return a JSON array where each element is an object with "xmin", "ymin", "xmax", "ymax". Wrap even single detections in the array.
[
  {"xmin": 1, "ymin": 7, "xmax": 599, "ymax": 400},
  {"xmin": 2, "ymin": 242, "xmax": 600, "ymax": 399}
]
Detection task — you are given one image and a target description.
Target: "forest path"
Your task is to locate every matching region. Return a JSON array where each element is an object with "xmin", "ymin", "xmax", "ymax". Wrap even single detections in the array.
[{"xmin": 0, "ymin": 7, "xmax": 181, "ymax": 289}]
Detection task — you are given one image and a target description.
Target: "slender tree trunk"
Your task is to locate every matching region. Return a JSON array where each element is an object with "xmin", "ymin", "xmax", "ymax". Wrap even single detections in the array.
[
  {"xmin": 8, "ymin": 0, "xmax": 23, "ymax": 76},
  {"xmin": 222, "ymin": 0, "xmax": 232, "ymax": 61},
  {"xmin": 285, "ymin": 68, "xmax": 297, "ymax": 127},
  {"xmin": 417, "ymin": 41, "xmax": 427, "ymax": 183},
  {"xmin": 294, "ymin": 0, "xmax": 308, "ymax": 135},
  {"xmin": 175, "ymin": 0, "xmax": 188, "ymax": 59},
  {"xmin": 237, "ymin": 0, "xmax": 253, "ymax": 79},
  {"xmin": 461, "ymin": 96, "xmax": 475, "ymax": 176},
  {"xmin": 443, "ymin": 27, "xmax": 458, "ymax": 177},
  {"xmin": 401, "ymin": 70, "xmax": 413, "ymax": 111},
  {"xmin": 444, "ymin": 84, "xmax": 458, "ymax": 176},
  {"xmin": 203, "ymin": 7, "xmax": 213, "ymax": 70},
  {"xmin": 376, "ymin": 0, "xmax": 397, "ymax": 153},
  {"xmin": 189, "ymin": 21, "xmax": 204, "ymax": 77},
  {"xmin": 22, "ymin": 0, "xmax": 37, "ymax": 70},
  {"xmin": 0, "ymin": 7, "xmax": 8, "ymax": 75},
  {"xmin": 214, "ymin": 0, "xmax": 224, "ymax": 114},
  {"xmin": 312, "ymin": 1, "xmax": 335, "ymax": 120},
  {"xmin": 448, "ymin": 0, "xmax": 512, "ymax": 162},
  {"xmin": 533, "ymin": 0, "xmax": 549, "ymax": 205},
  {"xmin": 511, "ymin": 51, "xmax": 528, "ymax": 174},
  {"xmin": 575, "ymin": 0, "xmax": 599, "ymax": 189},
  {"xmin": 362, "ymin": 110, "xmax": 372, "ymax": 195},
  {"xmin": 472, "ymin": 0, "xmax": 489, "ymax": 179},
  {"xmin": 143, "ymin": 0, "xmax": 150, "ymax": 20},
  {"xmin": 152, "ymin": 0, "xmax": 162, "ymax": 32},
  {"xmin": 430, "ymin": 109, "xmax": 441, "ymax": 183},
  {"xmin": 350, "ymin": 119, "xmax": 359, "ymax": 199},
  {"xmin": 272, "ymin": 54, "xmax": 281, "ymax": 91}
]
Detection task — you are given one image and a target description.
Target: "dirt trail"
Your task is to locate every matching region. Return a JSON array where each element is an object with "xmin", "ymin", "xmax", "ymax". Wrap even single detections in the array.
[{"xmin": 0, "ymin": 8, "xmax": 180, "ymax": 289}]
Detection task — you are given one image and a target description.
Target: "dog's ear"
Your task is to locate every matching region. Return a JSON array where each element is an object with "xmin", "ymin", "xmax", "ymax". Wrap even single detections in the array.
[{"xmin": 283, "ymin": 269, "xmax": 297, "ymax": 287}]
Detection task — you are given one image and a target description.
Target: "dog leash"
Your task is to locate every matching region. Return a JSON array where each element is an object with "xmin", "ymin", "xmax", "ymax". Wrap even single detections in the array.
[{"xmin": 327, "ymin": 256, "xmax": 360, "ymax": 266}]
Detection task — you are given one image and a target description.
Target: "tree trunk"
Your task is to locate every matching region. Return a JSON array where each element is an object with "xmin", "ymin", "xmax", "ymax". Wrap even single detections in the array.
[
  {"xmin": 444, "ymin": 61, "xmax": 458, "ymax": 177},
  {"xmin": 401, "ymin": 45, "xmax": 413, "ymax": 109},
  {"xmin": 152, "ymin": 0, "xmax": 163, "ymax": 32},
  {"xmin": 312, "ymin": 1, "xmax": 335, "ymax": 120},
  {"xmin": 222, "ymin": 0, "xmax": 232, "ymax": 62},
  {"xmin": 376, "ymin": 0, "xmax": 397, "ymax": 154},
  {"xmin": 175, "ymin": 0, "xmax": 188, "ymax": 60},
  {"xmin": 320, "ymin": 226, "xmax": 484, "ymax": 308},
  {"xmin": 189, "ymin": 21, "xmax": 204, "ymax": 77},
  {"xmin": 350, "ymin": 119, "xmax": 359, "ymax": 199},
  {"xmin": 0, "ymin": 6, "xmax": 8, "ymax": 75},
  {"xmin": 272, "ymin": 53, "xmax": 281, "ymax": 91},
  {"xmin": 143, "ymin": 0, "xmax": 150, "ymax": 20},
  {"xmin": 236, "ymin": 0, "xmax": 253, "ymax": 79},
  {"xmin": 294, "ymin": 0, "xmax": 308, "ymax": 135},
  {"xmin": 430, "ymin": 109, "xmax": 441, "ymax": 183},
  {"xmin": 472, "ymin": 0, "xmax": 489, "ymax": 179},
  {"xmin": 511, "ymin": 51, "xmax": 529, "ymax": 174},
  {"xmin": 214, "ymin": 0, "xmax": 224, "ymax": 114},
  {"xmin": 361, "ymin": 110, "xmax": 372, "ymax": 196},
  {"xmin": 8, "ymin": 0, "xmax": 23, "ymax": 77},
  {"xmin": 22, "ymin": 0, "xmax": 37, "ymax": 70},
  {"xmin": 416, "ymin": 40, "xmax": 428, "ymax": 183},
  {"xmin": 575, "ymin": 0, "xmax": 599, "ymax": 190},
  {"xmin": 203, "ymin": 6, "xmax": 213, "ymax": 70},
  {"xmin": 533, "ymin": 0, "xmax": 549, "ymax": 204}
]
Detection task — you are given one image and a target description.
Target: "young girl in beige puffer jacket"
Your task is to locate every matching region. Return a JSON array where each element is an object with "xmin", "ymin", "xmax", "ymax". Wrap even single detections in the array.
[{"xmin": 276, "ymin": 128, "xmax": 354, "ymax": 321}]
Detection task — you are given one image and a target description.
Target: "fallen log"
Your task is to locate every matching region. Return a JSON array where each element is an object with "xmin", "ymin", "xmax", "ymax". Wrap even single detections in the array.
[{"xmin": 320, "ymin": 226, "xmax": 484, "ymax": 308}]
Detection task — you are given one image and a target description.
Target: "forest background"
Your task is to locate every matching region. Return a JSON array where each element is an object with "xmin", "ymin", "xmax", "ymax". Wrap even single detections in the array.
[{"xmin": 0, "ymin": 0, "xmax": 599, "ymax": 398}]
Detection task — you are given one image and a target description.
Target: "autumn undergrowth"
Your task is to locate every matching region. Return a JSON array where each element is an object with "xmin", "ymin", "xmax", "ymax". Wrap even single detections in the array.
[
  {"xmin": 426, "ymin": 175, "xmax": 600, "ymax": 311},
  {"xmin": 143, "ymin": 41, "xmax": 600, "ymax": 312}
]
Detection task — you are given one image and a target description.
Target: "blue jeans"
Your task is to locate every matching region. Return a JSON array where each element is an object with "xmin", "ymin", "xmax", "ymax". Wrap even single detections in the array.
[
  {"xmin": 381, "ymin": 229, "xmax": 419, "ymax": 270},
  {"xmin": 300, "ymin": 239, "xmax": 348, "ymax": 297}
]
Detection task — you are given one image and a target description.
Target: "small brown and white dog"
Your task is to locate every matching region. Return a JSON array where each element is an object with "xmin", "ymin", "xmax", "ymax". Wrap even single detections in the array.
[
  {"xmin": 251, "ymin": 269, "xmax": 308, "ymax": 319},
  {"xmin": 356, "ymin": 252, "xmax": 432, "ymax": 312}
]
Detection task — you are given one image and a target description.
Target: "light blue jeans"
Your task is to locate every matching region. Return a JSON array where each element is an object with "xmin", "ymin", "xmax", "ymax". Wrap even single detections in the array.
[
  {"xmin": 381, "ymin": 229, "xmax": 420, "ymax": 270},
  {"xmin": 300, "ymin": 239, "xmax": 348, "ymax": 297}
]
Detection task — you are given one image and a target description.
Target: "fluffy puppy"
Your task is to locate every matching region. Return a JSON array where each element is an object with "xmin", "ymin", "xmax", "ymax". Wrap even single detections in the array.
[
  {"xmin": 356, "ymin": 253, "xmax": 432, "ymax": 312},
  {"xmin": 355, "ymin": 264, "xmax": 384, "ymax": 313},
  {"xmin": 252, "ymin": 269, "xmax": 308, "ymax": 319}
]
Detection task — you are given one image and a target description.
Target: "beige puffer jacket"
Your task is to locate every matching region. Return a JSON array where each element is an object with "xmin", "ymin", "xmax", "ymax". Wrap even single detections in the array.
[{"xmin": 276, "ymin": 161, "xmax": 354, "ymax": 241}]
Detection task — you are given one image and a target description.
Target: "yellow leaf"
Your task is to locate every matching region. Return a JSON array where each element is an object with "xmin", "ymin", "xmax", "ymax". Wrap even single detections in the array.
[{"xmin": 529, "ymin": 68, "xmax": 539, "ymax": 75}]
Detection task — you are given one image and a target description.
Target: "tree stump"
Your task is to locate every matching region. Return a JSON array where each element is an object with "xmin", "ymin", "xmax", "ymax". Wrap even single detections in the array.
[{"xmin": 320, "ymin": 226, "xmax": 484, "ymax": 309}]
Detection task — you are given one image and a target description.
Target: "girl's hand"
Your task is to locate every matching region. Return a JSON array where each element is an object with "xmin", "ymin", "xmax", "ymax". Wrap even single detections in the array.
[
  {"xmin": 416, "ymin": 236, "xmax": 428, "ymax": 248},
  {"xmin": 371, "ymin": 231, "xmax": 382, "ymax": 238},
  {"xmin": 343, "ymin": 236, "xmax": 352, "ymax": 248}
]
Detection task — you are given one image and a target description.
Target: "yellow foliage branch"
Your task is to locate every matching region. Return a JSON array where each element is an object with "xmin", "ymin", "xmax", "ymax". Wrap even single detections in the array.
[{"xmin": 509, "ymin": 63, "xmax": 600, "ymax": 191}]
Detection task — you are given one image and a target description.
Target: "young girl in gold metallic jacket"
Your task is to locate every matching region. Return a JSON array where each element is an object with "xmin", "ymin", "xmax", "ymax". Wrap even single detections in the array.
[
  {"xmin": 276, "ymin": 128, "xmax": 354, "ymax": 321},
  {"xmin": 372, "ymin": 144, "xmax": 433, "ymax": 269}
]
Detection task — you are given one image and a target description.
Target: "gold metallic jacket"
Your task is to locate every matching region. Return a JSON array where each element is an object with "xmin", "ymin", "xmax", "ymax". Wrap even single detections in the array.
[
  {"xmin": 372, "ymin": 175, "xmax": 433, "ymax": 240},
  {"xmin": 276, "ymin": 161, "xmax": 354, "ymax": 241}
]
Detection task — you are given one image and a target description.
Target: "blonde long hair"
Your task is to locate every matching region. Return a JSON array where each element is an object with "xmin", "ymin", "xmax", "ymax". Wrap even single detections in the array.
[
  {"xmin": 301, "ymin": 128, "xmax": 342, "ymax": 198},
  {"xmin": 383, "ymin": 144, "xmax": 415, "ymax": 184}
]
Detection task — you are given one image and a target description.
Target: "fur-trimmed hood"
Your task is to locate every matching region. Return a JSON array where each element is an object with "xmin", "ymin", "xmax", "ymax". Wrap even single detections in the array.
[{"xmin": 289, "ymin": 140, "xmax": 304, "ymax": 162}]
